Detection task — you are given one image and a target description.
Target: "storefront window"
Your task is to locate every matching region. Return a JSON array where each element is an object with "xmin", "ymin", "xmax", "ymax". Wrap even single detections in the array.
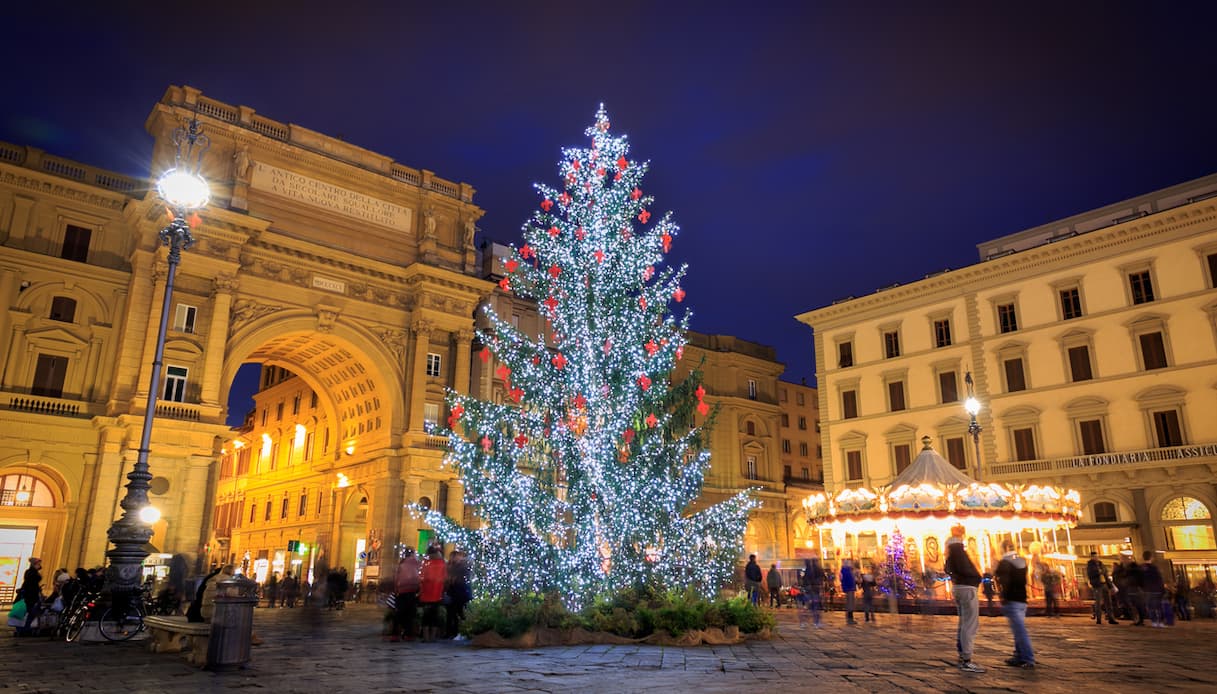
[{"xmin": 1161, "ymin": 496, "xmax": 1216, "ymax": 551}]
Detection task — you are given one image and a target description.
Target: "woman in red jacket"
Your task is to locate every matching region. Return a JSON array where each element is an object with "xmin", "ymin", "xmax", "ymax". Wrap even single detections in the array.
[{"xmin": 419, "ymin": 547, "xmax": 447, "ymax": 642}]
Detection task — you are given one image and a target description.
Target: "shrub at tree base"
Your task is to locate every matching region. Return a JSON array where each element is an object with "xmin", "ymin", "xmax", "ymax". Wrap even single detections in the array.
[{"xmin": 462, "ymin": 590, "xmax": 774, "ymax": 647}]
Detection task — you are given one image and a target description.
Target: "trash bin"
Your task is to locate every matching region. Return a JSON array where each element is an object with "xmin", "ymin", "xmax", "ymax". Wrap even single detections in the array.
[{"xmin": 206, "ymin": 574, "xmax": 258, "ymax": 670}]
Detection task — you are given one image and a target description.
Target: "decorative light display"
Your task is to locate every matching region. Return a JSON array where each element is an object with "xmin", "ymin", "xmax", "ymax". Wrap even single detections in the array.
[
  {"xmin": 803, "ymin": 437, "xmax": 1080, "ymax": 574},
  {"xmin": 420, "ymin": 107, "xmax": 757, "ymax": 609},
  {"xmin": 876, "ymin": 529, "xmax": 916, "ymax": 597}
]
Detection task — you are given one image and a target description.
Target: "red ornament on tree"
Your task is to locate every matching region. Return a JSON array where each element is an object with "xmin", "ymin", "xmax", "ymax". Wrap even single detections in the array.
[
  {"xmin": 695, "ymin": 385, "xmax": 706, "ymax": 401},
  {"xmin": 520, "ymin": 244, "xmax": 534, "ymax": 259},
  {"xmin": 673, "ymin": 287, "xmax": 686, "ymax": 303},
  {"xmin": 548, "ymin": 225, "xmax": 560, "ymax": 238},
  {"xmin": 509, "ymin": 387, "xmax": 524, "ymax": 403},
  {"xmin": 572, "ymin": 159, "xmax": 581, "ymax": 170},
  {"xmin": 573, "ymin": 393, "xmax": 587, "ymax": 409},
  {"xmin": 504, "ymin": 259, "xmax": 519, "ymax": 273},
  {"xmin": 675, "ymin": 345, "xmax": 684, "ymax": 361},
  {"xmin": 479, "ymin": 348, "xmax": 490, "ymax": 363},
  {"xmin": 603, "ymin": 338, "xmax": 613, "ymax": 354},
  {"xmin": 514, "ymin": 433, "xmax": 529, "ymax": 448},
  {"xmin": 558, "ymin": 192, "xmax": 571, "ymax": 206},
  {"xmin": 447, "ymin": 403, "xmax": 464, "ymax": 428},
  {"xmin": 495, "ymin": 364, "xmax": 511, "ymax": 381},
  {"xmin": 643, "ymin": 266, "xmax": 654, "ymax": 281},
  {"xmin": 498, "ymin": 277, "xmax": 511, "ymax": 292},
  {"xmin": 697, "ymin": 401, "xmax": 710, "ymax": 416},
  {"xmin": 662, "ymin": 233, "xmax": 672, "ymax": 253},
  {"xmin": 552, "ymin": 353, "xmax": 567, "ymax": 370},
  {"xmin": 623, "ymin": 428, "xmax": 635, "ymax": 444},
  {"xmin": 543, "ymin": 295, "xmax": 558, "ymax": 313},
  {"xmin": 549, "ymin": 265, "xmax": 562, "ymax": 279},
  {"xmin": 617, "ymin": 155, "xmax": 628, "ymax": 170},
  {"xmin": 631, "ymin": 187, "xmax": 642, "ymax": 201},
  {"xmin": 574, "ymin": 227, "xmax": 586, "ymax": 240},
  {"xmin": 541, "ymin": 199, "xmax": 553, "ymax": 212},
  {"xmin": 645, "ymin": 413, "xmax": 658, "ymax": 428},
  {"xmin": 637, "ymin": 375, "xmax": 652, "ymax": 391},
  {"xmin": 639, "ymin": 296, "xmax": 647, "ymax": 310},
  {"xmin": 594, "ymin": 249, "xmax": 604, "ymax": 264},
  {"xmin": 596, "ymin": 167, "xmax": 606, "ymax": 177},
  {"xmin": 638, "ymin": 209, "xmax": 651, "ymax": 224},
  {"xmin": 614, "ymin": 172, "xmax": 622, "ymax": 181},
  {"xmin": 645, "ymin": 340, "xmax": 658, "ymax": 356}
]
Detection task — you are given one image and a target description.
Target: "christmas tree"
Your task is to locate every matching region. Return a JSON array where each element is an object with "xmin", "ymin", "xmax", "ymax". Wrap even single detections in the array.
[
  {"xmin": 421, "ymin": 107, "xmax": 757, "ymax": 609},
  {"xmin": 877, "ymin": 530, "xmax": 917, "ymax": 597}
]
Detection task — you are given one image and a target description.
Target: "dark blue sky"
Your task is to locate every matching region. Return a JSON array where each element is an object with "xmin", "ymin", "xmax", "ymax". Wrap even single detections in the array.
[{"xmin": 4, "ymin": 1, "xmax": 1216, "ymax": 399}]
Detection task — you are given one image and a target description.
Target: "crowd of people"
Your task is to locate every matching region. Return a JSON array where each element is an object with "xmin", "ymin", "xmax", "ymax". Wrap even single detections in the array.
[{"xmin": 388, "ymin": 545, "xmax": 472, "ymax": 642}]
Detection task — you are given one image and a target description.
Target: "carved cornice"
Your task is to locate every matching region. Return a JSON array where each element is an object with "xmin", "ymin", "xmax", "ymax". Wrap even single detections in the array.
[
  {"xmin": 229, "ymin": 299, "xmax": 282, "ymax": 334},
  {"xmin": 0, "ymin": 169, "xmax": 129, "ymax": 211}
]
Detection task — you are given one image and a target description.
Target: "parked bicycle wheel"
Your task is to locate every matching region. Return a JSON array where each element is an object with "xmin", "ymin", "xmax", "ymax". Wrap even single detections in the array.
[
  {"xmin": 63, "ymin": 604, "xmax": 90, "ymax": 642},
  {"xmin": 98, "ymin": 600, "xmax": 145, "ymax": 641}
]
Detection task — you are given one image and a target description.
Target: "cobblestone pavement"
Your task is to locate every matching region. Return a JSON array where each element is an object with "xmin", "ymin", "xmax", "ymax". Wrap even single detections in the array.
[{"xmin": 3, "ymin": 604, "xmax": 1215, "ymax": 693}]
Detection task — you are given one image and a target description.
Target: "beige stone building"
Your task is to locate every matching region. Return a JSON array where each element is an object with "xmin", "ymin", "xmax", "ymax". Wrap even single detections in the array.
[
  {"xmin": 777, "ymin": 379, "xmax": 825, "ymax": 558},
  {"xmin": 0, "ymin": 84, "xmax": 489, "ymax": 596},
  {"xmin": 797, "ymin": 173, "xmax": 1217, "ymax": 585}
]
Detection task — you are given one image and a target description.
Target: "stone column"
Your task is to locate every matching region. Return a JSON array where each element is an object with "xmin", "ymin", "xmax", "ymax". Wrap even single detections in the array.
[
  {"xmin": 135, "ymin": 261, "xmax": 169, "ymax": 402},
  {"xmin": 367, "ymin": 473, "xmax": 404, "ymax": 581},
  {"xmin": 1, "ymin": 325, "xmax": 25, "ymax": 390},
  {"xmin": 7, "ymin": 195, "xmax": 34, "ymax": 243},
  {"xmin": 0, "ymin": 269, "xmax": 19, "ymax": 374},
  {"xmin": 201, "ymin": 275, "xmax": 238, "ymax": 406},
  {"xmin": 1131, "ymin": 487, "xmax": 1154, "ymax": 555},
  {"xmin": 452, "ymin": 329, "xmax": 473, "ymax": 396},
  {"xmin": 408, "ymin": 319, "xmax": 432, "ymax": 432}
]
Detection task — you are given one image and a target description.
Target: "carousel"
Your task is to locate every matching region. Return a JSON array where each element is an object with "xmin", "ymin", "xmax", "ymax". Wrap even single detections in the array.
[{"xmin": 802, "ymin": 437, "xmax": 1082, "ymax": 597}]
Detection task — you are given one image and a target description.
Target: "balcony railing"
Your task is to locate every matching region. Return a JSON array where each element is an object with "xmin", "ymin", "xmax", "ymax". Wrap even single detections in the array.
[
  {"xmin": 6, "ymin": 394, "xmax": 87, "ymax": 418},
  {"xmin": 155, "ymin": 402, "xmax": 202, "ymax": 421},
  {"xmin": 989, "ymin": 443, "xmax": 1217, "ymax": 477}
]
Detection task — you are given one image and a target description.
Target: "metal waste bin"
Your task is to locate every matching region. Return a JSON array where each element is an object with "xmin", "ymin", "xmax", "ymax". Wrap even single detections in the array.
[{"xmin": 206, "ymin": 574, "xmax": 258, "ymax": 670}]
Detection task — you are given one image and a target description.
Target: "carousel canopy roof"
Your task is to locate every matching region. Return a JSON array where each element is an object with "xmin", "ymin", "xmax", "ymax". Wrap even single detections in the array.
[{"xmin": 889, "ymin": 440, "xmax": 976, "ymax": 489}]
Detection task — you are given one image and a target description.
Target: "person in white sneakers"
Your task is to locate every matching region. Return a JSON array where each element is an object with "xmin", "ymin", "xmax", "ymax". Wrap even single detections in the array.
[{"xmin": 943, "ymin": 529, "xmax": 984, "ymax": 673}]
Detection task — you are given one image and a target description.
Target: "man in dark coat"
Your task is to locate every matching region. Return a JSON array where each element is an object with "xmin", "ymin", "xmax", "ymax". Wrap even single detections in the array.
[
  {"xmin": 17, "ymin": 557, "xmax": 43, "ymax": 635},
  {"xmin": 943, "ymin": 533, "xmax": 984, "ymax": 673}
]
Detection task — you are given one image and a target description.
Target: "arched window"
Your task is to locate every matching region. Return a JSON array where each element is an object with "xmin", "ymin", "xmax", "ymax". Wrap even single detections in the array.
[
  {"xmin": 745, "ymin": 420, "xmax": 755, "ymax": 436},
  {"xmin": 1161, "ymin": 497, "xmax": 1216, "ymax": 551},
  {"xmin": 0, "ymin": 474, "xmax": 55, "ymax": 508},
  {"xmin": 1093, "ymin": 501, "xmax": 1118, "ymax": 523}
]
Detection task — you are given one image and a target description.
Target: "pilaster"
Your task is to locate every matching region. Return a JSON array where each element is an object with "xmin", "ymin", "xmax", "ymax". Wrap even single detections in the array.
[
  {"xmin": 408, "ymin": 319, "xmax": 432, "ymax": 432},
  {"xmin": 201, "ymin": 275, "xmax": 238, "ymax": 405}
]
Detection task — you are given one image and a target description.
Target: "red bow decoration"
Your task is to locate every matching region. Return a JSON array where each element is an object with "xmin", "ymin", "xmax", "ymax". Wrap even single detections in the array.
[
  {"xmin": 623, "ymin": 427, "xmax": 635, "ymax": 444},
  {"xmin": 638, "ymin": 209, "xmax": 651, "ymax": 224},
  {"xmin": 675, "ymin": 345, "xmax": 684, "ymax": 361},
  {"xmin": 558, "ymin": 192, "xmax": 571, "ymax": 206},
  {"xmin": 617, "ymin": 155, "xmax": 628, "ymax": 170},
  {"xmin": 447, "ymin": 404, "xmax": 464, "ymax": 428},
  {"xmin": 509, "ymin": 387, "xmax": 524, "ymax": 403},
  {"xmin": 639, "ymin": 296, "xmax": 647, "ymax": 310},
  {"xmin": 603, "ymin": 338, "xmax": 613, "ymax": 354},
  {"xmin": 594, "ymin": 249, "xmax": 605, "ymax": 264},
  {"xmin": 531, "ymin": 355, "xmax": 541, "ymax": 365},
  {"xmin": 673, "ymin": 287, "xmax": 686, "ymax": 303},
  {"xmin": 645, "ymin": 413, "xmax": 658, "ymax": 428},
  {"xmin": 572, "ymin": 159, "xmax": 580, "ymax": 170},
  {"xmin": 498, "ymin": 277, "xmax": 511, "ymax": 292},
  {"xmin": 520, "ymin": 244, "xmax": 534, "ymax": 259},
  {"xmin": 543, "ymin": 295, "xmax": 559, "ymax": 313},
  {"xmin": 638, "ymin": 375, "xmax": 652, "ymax": 391},
  {"xmin": 549, "ymin": 265, "xmax": 562, "ymax": 279},
  {"xmin": 697, "ymin": 401, "xmax": 710, "ymax": 416},
  {"xmin": 514, "ymin": 433, "xmax": 529, "ymax": 448},
  {"xmin": 552, "ymin": 353, "xmax": 567, "ymax": 369},
  {"xmin": 504, "ymin": 259, "xmax": 519, "ymax": 273},
  {"xmin": 575, "ymin": 227, "xmax": 586, "ymax": 240},
  {"xmin": 643, "ymin": 266, "xmax": 654, "ymax": 281},
  {"xmin": 596, "ymin": 167, "xmax": 606, "ymax": 177},
  {"xmin": 479, "ymin": 348, "xmax": 490, "ymax": 363},
  {"xmin": 695, "ymin": 385, "xmax": 706, "ymax": 401},
  {"xmin": 662, "ymin": 233, "xmax": 672, "ymax": 253},
  {"xmin": 645, "ymin": 340, "xmax": 658, "ymax": 356},
  {"xmin": 614, "ymin": 172, "xmax": 622, "ymax": 181},
  {"xmin": 496, "ymin": 364, "xmax": 511, "ymax": 380},
  {"xmin": 541, "ymin": 199, "xmax": 553, "ymax": 212},
  {"xmin": 548, "ymin": 225, "xmax": 560, "ymax": 238},
  {"xmin": 631, "ymin": 187, "xmax": 642, "ymax": 201},
  {"xmin": 573, "ymin": 393, "xmax": 587, "ymax": 409}
]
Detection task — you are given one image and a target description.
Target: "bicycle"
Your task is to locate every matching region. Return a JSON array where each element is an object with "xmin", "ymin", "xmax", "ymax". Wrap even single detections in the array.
[{"xmin": 97, "ymin": 592, "xmax": 146, "ymax": 641}]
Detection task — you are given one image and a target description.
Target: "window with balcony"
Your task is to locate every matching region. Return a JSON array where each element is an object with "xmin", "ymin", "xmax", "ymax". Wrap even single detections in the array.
[
  {"xmin": 1060, "ymin": 287, "xmax": 1083, "ymax": 320},
  {"xmin": 1152, "ymin": 410, "xmax": 1184, "ymax": 447},
  {"xmin": 424, "ymin": 402, "xmax": 440, "ymax": 428},
  {"xmin": 997, "ymin": 303, "xmax": 1018, "ymax": 333},
  {"xmin": 842, "ymin": 390, "xmax": 858, "ymax": 419},
  {"xmin": 1079, "ymin": 419, "xmax": 1106, "ymax": 455},
  {"xmin": 1129, "ymin": 270, "xmax": 1155, "ymax": 304},
  {"xmin": 426, "ymin": 353, "xmax": 442, "ymax": 377},
  {"xmin": 933, "ymin": 318, "xmax": 952, "ymax": 348},
  {"xmin": 745, "ymin": 456, "xmax": 758, "ymax": 480},
  {"xmin": 31, "ymin": 354, "xmax": 67, "ymax": 398},
  {"xmin": 173, "ymin": 304, "xmax": 197, "ymax": 333},
  {"xmin": 163, "ymin": 365, "xmax": 188, "ymax": 402},
  {"xmin": 1013, "ymin": 427, "xmax": 1037, "ymax": 461},
  {"xmin": 49, "ymin": 296, "xmax": 76, "ymax": 322},
  {"xmin": 60, "ymin": 224, "xmax": 91, "ymax": 262}
]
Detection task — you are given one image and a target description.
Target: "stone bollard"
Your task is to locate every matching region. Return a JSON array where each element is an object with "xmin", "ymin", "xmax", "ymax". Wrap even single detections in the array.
[{"xmin": 206, "ymin": 574, "xmax": 258, "ymax": 671}]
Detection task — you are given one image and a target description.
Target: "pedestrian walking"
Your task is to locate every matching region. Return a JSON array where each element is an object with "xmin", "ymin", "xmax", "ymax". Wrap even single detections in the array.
[
  {"xmin": 982, "ymin": 573, "xmax": 997, "ymax": 617},
  {"xmin": 995, "ymin": 540, "xmax": 1035, "ymax": 669},
  {"xmin": 1040, "ymin": 563, "xmax": 1060, "ymax": 617},
  {"xmin": 1086, "ymin": 552, "xmax": 1118, "ymax": 624},
  {"xmin": 266, "ymin": 572, "xmax": 279, "ymax": 608},
  {"xmin": 1118, "ymin": 554, "xmax": 1146, "ymax": 625},
  {"xmin": 445, "ymin": 550, "xmax": 472, "ymax": 639},
  {"xmin": 16, "ymin": 557, "xmax": 43, "ymax": 636},
  {"xmin": 943, "ymin": 529, "xmax": 984, "ymax": 673},
  {"xmin": 1141, "ymin": 550, "xmax": 1166, "ymax": 627},
  {"xmin": 392, "ymin": 549, "xmax": 421, "ymax": 642},
  {"xmin": 766, "ymin": 563, "xmax": 783, "ymax": 608},
  {"xmin": 744, "ymin": 554, "xmax": 763, "ymax": 607},
  {"xmin": 799, "ymin": 558, "xmax": 824, "ymax": 628},
  {"xmin": 419, "ymin": 547, "xmax": 446, "ymax": 642},
  {"xmin": 282, "ymin": 572, "xmax": 299, "ymax": 608},
  {"xmin": 860, "ymin": 564, "xmax": 877, "ymax": 623},
  {"xmin": 840, "ymin": 559, "xmax": 857, "ymax": 625}
]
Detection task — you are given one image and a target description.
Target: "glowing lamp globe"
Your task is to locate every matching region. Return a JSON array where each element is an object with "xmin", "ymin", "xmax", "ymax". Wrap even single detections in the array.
[
  {"xmin": 139, "ymin": 505, "xmax": 162, "ymax": 524},
  {"xmin": 157, "ymin": 168, "xmax": 210, "ymax": 211},
  {"xmin": 964, "ymin": 396, "xmax": 981, "ymax": 416}
]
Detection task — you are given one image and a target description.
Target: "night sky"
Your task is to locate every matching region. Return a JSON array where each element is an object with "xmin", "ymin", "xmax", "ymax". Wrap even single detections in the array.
[{"xmin": 4, "ymin": 2, "xmax": 1217, "ymax": 403}]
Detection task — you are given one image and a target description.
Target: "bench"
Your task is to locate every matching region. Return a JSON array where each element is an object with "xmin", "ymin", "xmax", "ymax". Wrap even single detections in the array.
[{"xmin": 144, "ymin": 615, "xmax": 211, "ymax": 666}]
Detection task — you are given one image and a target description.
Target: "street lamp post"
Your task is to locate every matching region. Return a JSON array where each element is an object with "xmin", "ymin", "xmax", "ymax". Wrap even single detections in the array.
[
  {"xmin": 963, "ymin": 371, "xmax": 983, "ymax": 481},
  {"xmin": 105, "ymin": 119, "xmax": 210, "ymax": 597}
]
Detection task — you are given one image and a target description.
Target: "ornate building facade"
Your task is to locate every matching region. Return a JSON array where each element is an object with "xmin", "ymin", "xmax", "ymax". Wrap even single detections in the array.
[
  {"xmin": 797, "ymin": 174, "xmax": 1217, "ymax": 584},
  {"xmin": 0, "ymin": 85, "xmax": 489, "ymax": 594}
]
